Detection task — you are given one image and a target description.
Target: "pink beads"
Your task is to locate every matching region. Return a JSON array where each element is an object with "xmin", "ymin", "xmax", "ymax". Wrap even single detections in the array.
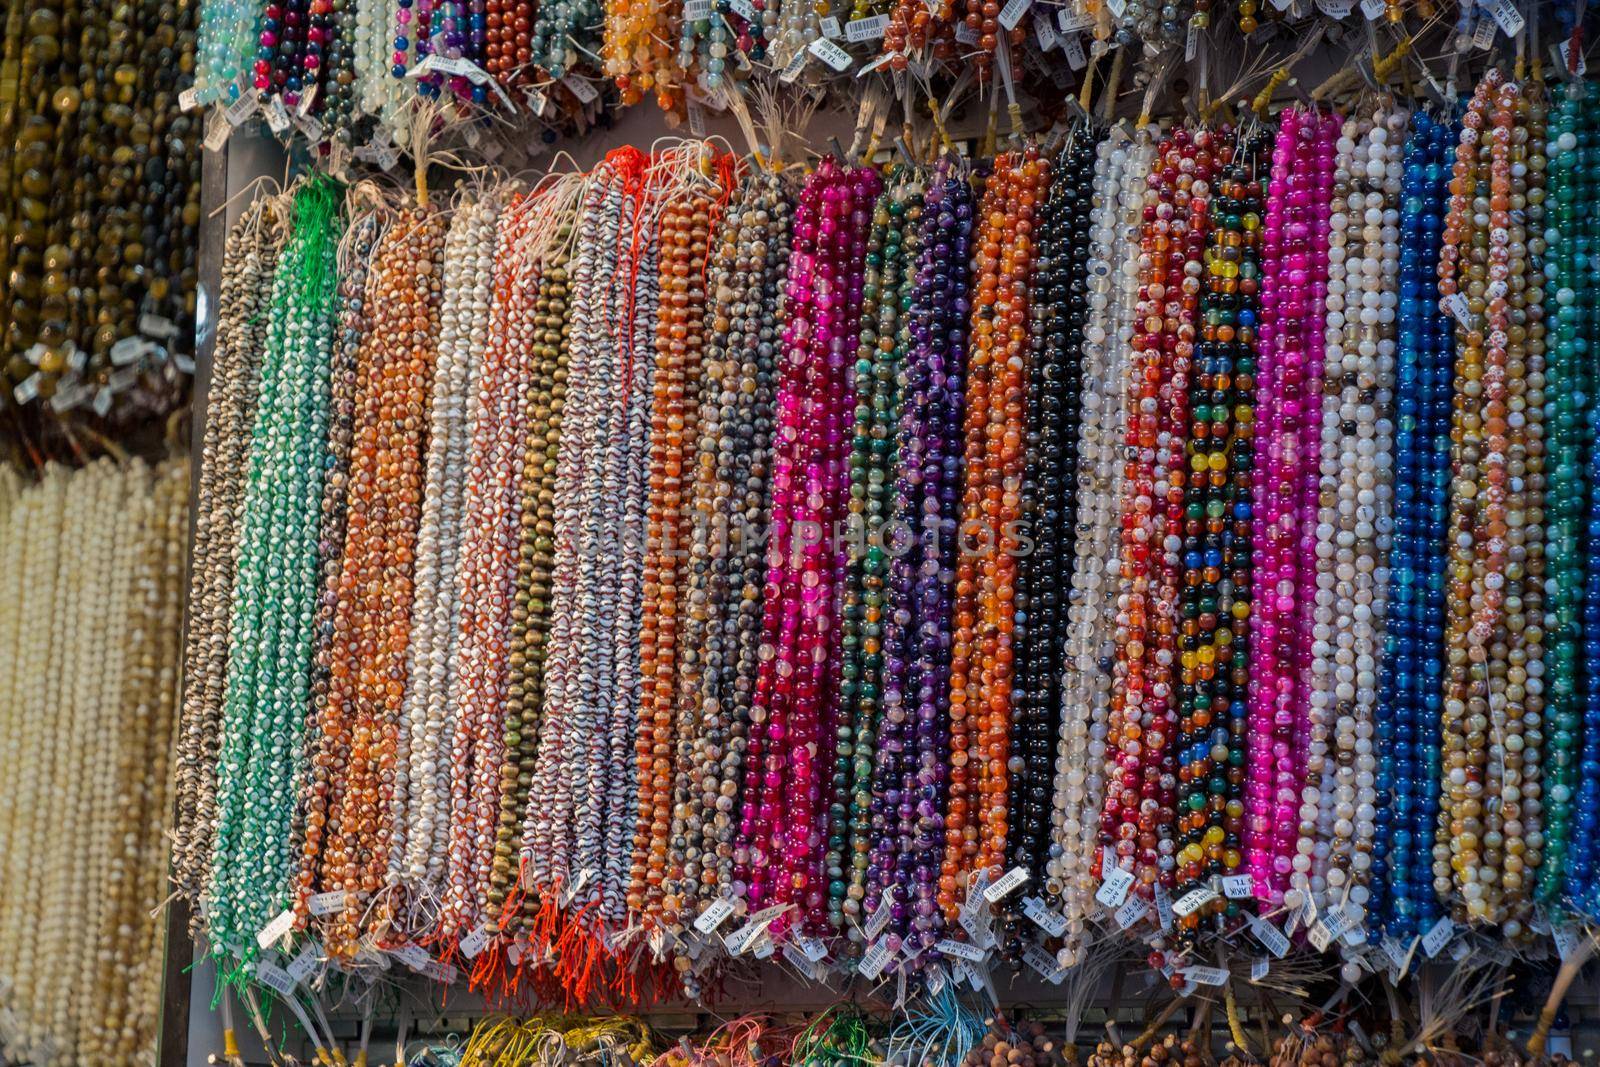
[{"xmin": 1247, "ymin": 106, "xmax": 1341, "ymax": 905}]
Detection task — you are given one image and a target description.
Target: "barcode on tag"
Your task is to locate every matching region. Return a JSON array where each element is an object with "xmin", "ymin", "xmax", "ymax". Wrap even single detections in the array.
[
  {"xmin": 858, "ymin": 938, "xmax": 893, "ymax": 979},
  {"xmin": 997, "ymin": 0, "xmax": 1032, "ymax": 29},
  {"xmin": 1095, "ymin": 866, "xmax": 1136, "ymax": 908},
  {"xmin": 1184, "ymin": 965, "xmax": 1229, "ymax": 987},
  {"xmin": 866, "ymin": 887, "xmax": 896, "ymax": 940},
  {"xmin": 1472, "ymin": 16, "xmax": 1497, "ymax": 48},
  {"xmin": 255, "ymin": 960, "xmax": 297, "ymax": 996},
  {"xmin": 1154, "ymin": 884, "xmax": 1174, "ymax": 931},
  {"xmin": 204, "ymin": 109, "xmax": 233, "ymax": 152},
  {"xmin": 265, "ymin": 96, "xmax": 291, "ymax": 134},
  {"xmin": 1360, "ymin": 0, "xmax": 1385, "ymax": 16},
  {"xmin": 256, "ymin": 909, "xmax": 296, "ymax": 950},
  {"xmin": 820, "ymin": 14, "xmax": 841, "ymax": 35},
  {"xmin": 1021, "ymin": 896, "xmax": 1068, "ymax": 938},
  {"xmin": 845, "ymin": 14, "xmax": 889, "ymax": 39},
  {"xmin": 1249, "ymin": 914, "xmax": 1289, "ymax": 958},
  {"xmin": 984, "ymin": 866, "xmax": 1029, "ymax": 903},
  {"xmin": 808, "ymin": 37, "xmax": 852, "ymax": 70},
  {"xmin": 685, "ymin": 0, "xmax": 714, "ymax": 17},
  {"xmin": 1022, "ymin": 941, "xmax": 1066, "ymax": 983},
  {"xmin": 225, "ymin": 92, "xmax": 259, "ymax": 126},
  {"xmin": 1251, "ymin": 956, "xmax": 1269, "ymax": 981},
  {"xmin": 779, "ymin": 48, "xmax": 810, "ymax": 81}
]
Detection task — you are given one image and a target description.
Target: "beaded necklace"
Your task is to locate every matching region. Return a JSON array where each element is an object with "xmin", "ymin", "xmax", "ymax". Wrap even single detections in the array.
[
  {"xmin": 172, "ymin": 203, "xmax": 284, "ymax": 921},
  {"xmin": 1051, "ymin": 129, "xmax": 1153, "ymax": 959},
  {"xmin": 1372, "ymin": 111, "xmax": 1454, "ymax": 940},
  {"xmin": 666, "ymin": 175, "xmax": 791, "ymax": 932},
  {"xmin": 1248, "ymin": 108, "xmax": 1337, "ymax": 909},
  {"xmin": 205, "ymin": 177, "xmax": 343, "ymax": 964},
  {"xmin": 1295, "ymin": 109, "xmax": 1401, "ymax": 932},
  {"xmin": 1006, "ymin": 131, "xmax": 1094, "ymax": 895},
  {"xmin": 829, "ymin": 169, "xmax": 919, "ymax": 939},
  {"xmin": 1101, "ymin": 128, "xmax": 1218, "ymax": 905},
  {"xmin": 863, "ymin": 159, "xmax": 973, "ymax": 959},
  {"xmin": 1559, "ymin": 83, "xmax": 1600, "ymax": 913},
  {"xmin": 938, "ymin": 147, "xmax": 1046, "ymax": 925},
  {"xmin": 1172, "ymin": 123, "xmax": 1264, "ymax": 931}
]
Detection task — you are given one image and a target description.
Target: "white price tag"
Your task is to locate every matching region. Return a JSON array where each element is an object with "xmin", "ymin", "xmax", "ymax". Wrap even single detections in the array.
[
  {"xmin": 1472, "ymin": 16, "xmax": 1497, "ymax": 48},
  {"xmin": 459, "ymin": 924, "xmax": 493, "ymax": 959},
  {"xmin": 1185, "ymin": 17, "xmax": 1199, "ymax": 59},
  {"xmin": 793, "ymin": 932, "xmax": 829, "ymax": 963},
  {"xmin": 984, "ymin": 866, "xmax": 1029, "ymax": 903},
  {"xmin": 684, "ymin": 0, "xmax": 714, "ymax": 16},
  {"xmin": 694, "ymin": 897, "xmax": 737, "ymax": 935},
  {"xmin": 724, "ymin": 904, "xmax": 786, "ymax": 955},
  {"xmin": 1183, "ymin": 965, "xmax": 1229, "ymax": 987},
  {"xmin": 255, "ymin": 960, "xmax": 297, "ymax": 996},
  {"xmin": 294, "ymin": 112, "xmax": 324, "ymax": 143},
  {"xmin": 421, "ymin": 959, "xmax": 458, "ymax": 984},
  {"xmin": 1380, "ymin": 935, "xmax": 1413, "ymax": 977},
  {"xmin": 1488, "ymin": 0, "xmax": 1523, "ymax": 35},
  {"xmin": 1095, "ymin": 866, "xmax": 1136, "ymax": 908},
  {"xmin": 1421, "ymin": 915, "xmax": 1455, "ymax": 959},
  {"xmin": 820, "ymin": 14, "xmax": 842, "ymax": 35},
  {"xmin": 844, "ymin": 14, "xmax": 889, "ymax": 39},
  {"xmin": 1022, "ymin": 942, "xmax": 1066, "ymax": 983},
  {"xmin": 224, "ymin": 92, "xmax": 259, "ymax": 126},
  {"xmin": 109, "ymin": 336, "xmax": 148, "ymax": 365},
  {"xmin": 1553, "ymin": 924, "xmax": 1583, "ymax": 961},
  {"xmin": 730, "ymin": 0, "xmax": 758, "ymax": 17},
  {"xmin": 1449, "ymin": 935, "xmax": 1472, "ymax": 962},
  {"xmin": 1221, "ymin": 874, "xmax": 1254, "ymax": 900},
  {"xmin": 1443, "ymin": 292, "xmax": 1471, "ymax": 325},
  {"xmin": 562, "ymin": 74, "xmax": 600, "ymax": 104},
  {"xmin": 525, "ymin": 87, "xmax": 550, "ymax": 116},
  {"xmin": 751, "ymin": 934, "xmax": 776, "ymax": 960},
  {"xmin": 935, "ymin": 938, "xmax": 986, "ymax": 962},
  {"xmin": 858, "ymin": 938, "xmax": 893, "ymax": 980},
  {"xmin": 1308, "ymin": 907, "xmax": 1356, "ymax": 953},
  {"xmin": 1034, "ymin": 12, "xmax": 1059, "ymax": 48},
  {"xmin": 954, "ymin": 21, "xmax": 979, "ymax": 43},
  {"xmin": 1154, "ymin": 884, "xmax": 1175, "ymax": 931},
  {"xmin": 256, "ymin": 909, "xmax": 296, "ymax": 950},
  {"xmin": 391, "ymin": 943, "xmax": 433, "ymax": 970},
  {"xmin": 1105, "ymin": 0, "xmax": 1125, "ymax": 14},
  {"xmin": 1360, "ymin": 0, "xmax": 1385, "ymax": 16},
  {"xmin": 1171, "ymin": 887, "xmax": 1218, "ymax": 918},
  {"xmin": 865, "ymin": 887, "xmax": 896, "ymax": 941},
  {"xmin": 783, "ymin": 942, "xmax": 823, "ymax": 980},
  {"xmin": 295, "ymin": 83, "xmax": 318, "ymax": 115},
  {"xmin": 92, "ymin": 385, "xmax": 112, "ymax": 416},
  {"xmin": 1251, "ymin": 957, "xmax": 1269, "ymax": 982},
  {"xmin": 264, "ymin": 96, "xmax": 292, "ymax": 134},
  {"xmin": 179, "ymin": 87, "xmax": 201, "ymax": 112},
  {"xmin": 1248, "ymin": 914, "xmax": 1290, "ymax": 958},
  {"xmin": 139, "ymin": 313, "xmax": 179, "ymax": 339},
  {"xmin": 779, "ymin": 48, "xmax": 810, "ymax": 81},
  {"xmin": 997, "ymin": 0, "xmax": 1031, "ymax": 29},
  {"xmin": 926, "ymin": 964, "xmax": 947, "ymax": 997},
  {"xmin": 1558, "ymin": 34, "xmax": 1588, "ymax": 75},
  {"xmin": 1063, "ymin": 33, "xmax": 1086, "ymax": 69},
  {"xmin": 1058, "ymin": 7, "xmax": 1094, "ymax": 29},
  {"xmin": 1020, "ymin": 896, "xmax": 1068, "ymax": 938},
  {"xmin": 306, "ymin": 890, "xmax": 346, "ymax": 917},
  {"xmin": 808, "ymin": 36, "xmax": 853, "ymax": 70},
  {"xmin": 204, "ymin": 109, "xmax": 233, "ymax": 152},
  {"xmin": 1315, "ymin": 0, "xmax": 1353, "ymax": 14},
  {"xmin": 1114, "ymin": 894, "xmax": 1149, "ymax": 930},
  {"xmin": 286, "ymin": 943, "xmax": 321, "ymax": 984},
  {"xmin": 957, "ymin": 904, "xmax": 995, "ymax": 949}
]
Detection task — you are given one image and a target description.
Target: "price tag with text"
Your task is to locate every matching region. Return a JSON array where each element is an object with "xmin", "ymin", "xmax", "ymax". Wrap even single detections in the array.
[
  {"xmin": 694, "ymin": 897, "xmax": 737, "ymax": 935},
  {"xmin": 1021, "ymin": 896, "xmax": 1068, "ymax": 938},
  {"xmin": 1095, "ymin": 866, "xmax": 1135, "ymax": 908},
  {"xmin": 845, "ymin": 14, "xmax": 889, "ymax": 40},
  {"xmin": 808, "ymin": 37, "xmax": 853, "ymax": 70},
  {"xmin": 257, "ymin": 909, "xmax": 296, "ymax": 950},
  {"xmin": 984, "ymin": 866, "xmax": 1029, "ymax": 903},
  {"xmin": 1421, "ymin": 915, "xmax": 1455, "ymax": 959},
  {"xmin": 1114, "ymin": 894, "xmax": 1149, "ymax": 930}
]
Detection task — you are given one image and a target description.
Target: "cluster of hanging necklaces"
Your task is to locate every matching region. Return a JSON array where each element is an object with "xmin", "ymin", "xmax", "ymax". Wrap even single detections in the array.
[{"xmin": 175, "ymin": 63, "xmax": 1600, "ymax": 1017}]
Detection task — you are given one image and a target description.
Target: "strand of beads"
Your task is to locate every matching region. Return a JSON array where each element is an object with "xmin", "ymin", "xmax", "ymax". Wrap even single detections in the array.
[
  {"xmin": 1372, "ymin": 112, "xmax": 1454, "ymax": 940},
  {"xmin": 736, "ymin": 159, "xmax": 880, "ymax": 933},
  {"xmin": 291, "ymin": 205, "xmax": 384, "ymax": 940},
  {"xmin": 1539, "ymin": 82, "xmax": 1589, "ymax": 908},
  {"xmin": 669, "ymin": 174, "xmax": 791, "ymax": 933},
  {"xmin": 939, "ymin": 147, "xmax": 1046, "ymax": 927},
  {"xmin": 632, "ymin": 167, "xmax": 723, "ymax": 931},
  {"xmin": 1051, "ymin": 130, "xmax": 1153, "ymax": 959},
  {"xmin": 1102, "ymin": 128, "xmax": 1217, "ymax": 907},
  {"xmin": 1494, "ymin": 79, "xmax": 1547, "ymax": 935},
  {"xmin": 1560, "ymin": 83, "xmax": 1600, "ymax": 914},
  {"xmin": 396, "ymin": 196, "xmax": 495, "ymax": 920},
  {"xmin": 1006, "ymin": 132, "xmax": 1094, "ymax": 896},
  {"xmin": 171, "ymin": 202, "xmax": 284, "ymax": 918},
  {"xmin": 1436, "ymin": 71, "xmax": 1514, "ymax": 925},
  {"xmin": 1171, "ymin": 124, "xmax": 1263, "ymax": 931},
  {"xmin": 861, "ymin": 159, "xmax": 973, "ymax": 960},
  {"xmin": 829, "ymin": 169, "xmax": 918, "ymax": 939},
  {"xmin": 205, "ymin": 178, "xmax": 343, "ymax": 964},
  {"xmin": 1248, "ymin": 108, "xmax": 1337, "ymax": 909}
]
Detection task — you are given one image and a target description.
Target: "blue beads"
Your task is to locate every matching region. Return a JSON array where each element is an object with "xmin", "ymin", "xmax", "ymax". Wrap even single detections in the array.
[{"xmin": 1372, "ymin": 112, "xmax": 1455, "ymax": 941}]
